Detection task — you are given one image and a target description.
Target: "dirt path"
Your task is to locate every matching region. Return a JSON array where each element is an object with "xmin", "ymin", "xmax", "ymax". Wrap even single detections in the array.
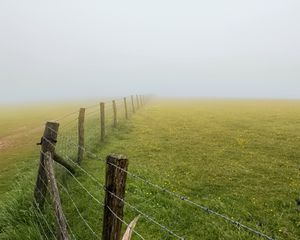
[
  {"xmin": 0, "ymin": 126, "xmax": 27, "ymax": 150},
  {"xmin": 0, "ymin": 140, "xmax": 7, "ymax": 150},
  {"xmin": 0, "ymin": 137, "xmax": 14, "ymax": 150},
  {"xmin": 0, "ymin": 126, "xmax": 43, "ymax": 151}
]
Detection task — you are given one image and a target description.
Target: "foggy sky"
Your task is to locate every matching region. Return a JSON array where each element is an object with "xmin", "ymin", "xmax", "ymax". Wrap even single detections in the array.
[{"xmin": 0, "ymin": 0, "xmax": 299, "ymax": 103}]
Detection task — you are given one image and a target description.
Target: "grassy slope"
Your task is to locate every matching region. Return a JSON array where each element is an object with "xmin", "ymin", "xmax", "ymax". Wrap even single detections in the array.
[
  {"xmin": 1, "ymin": 99, "xmax": 300, "ymax": 239},
  {"xmin": 0, "ymin": 101, "xmax": 100, "ymax": 194}
]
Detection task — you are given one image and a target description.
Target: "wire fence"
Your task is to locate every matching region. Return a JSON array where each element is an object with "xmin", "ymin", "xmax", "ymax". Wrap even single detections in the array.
[{"xmin": 29, "ymin": 94, "xmax": 278, "ymax": 240}]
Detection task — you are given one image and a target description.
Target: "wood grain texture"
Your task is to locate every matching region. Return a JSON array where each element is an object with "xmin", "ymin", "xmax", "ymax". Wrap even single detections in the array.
[
  {"xmin": 102, "ymin": 154, "xmax": 129, "ymax": 240},
  {"xmin": 44, "ymin": 151, "xmax": 69, "ymax": 240},
  {"xmin": 34, "ymin": 121, "xmax": 59, "ymax": 209}
]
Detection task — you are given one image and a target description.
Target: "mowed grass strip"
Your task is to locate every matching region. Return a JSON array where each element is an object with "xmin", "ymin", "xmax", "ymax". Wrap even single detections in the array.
[{"xmin": 1, "ymin": 99, "xmax": 300, "ymax": 239}]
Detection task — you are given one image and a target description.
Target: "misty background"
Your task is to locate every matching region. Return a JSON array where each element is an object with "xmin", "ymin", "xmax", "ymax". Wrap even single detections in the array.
[{"xmin": 0, "ymin": 0, "xmax": 299, "ymax": 103}]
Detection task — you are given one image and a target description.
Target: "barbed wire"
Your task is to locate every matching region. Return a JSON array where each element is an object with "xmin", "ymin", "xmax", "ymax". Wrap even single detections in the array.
[
  {"xmin": 59, "ymin": 117, "xmax": 78, "ymax": 128},
  {"xmin": 47, "ymin": 137, "xmax": 247, "ymax": 240},
  {"xmin": 31, "ymin": 202, "xmax": 50, "ymax": 240},
  {"xmin": 85, "ymin": 109, "xmax": 100, "ymax": 117},
  {"xmin": 85, "ymin": 103, "xmax": 99, "ymax": 109},
  {"xmin": 39, "ymin": 150, "xmax": 146, "ymax": 240},
  {"xmin": 33, "ymin": 199, "xmax": 57, "ymax": 240},
  {"xmin": 54, "ymin": 110, "xmax": 79, "ymax": 122},
  {"xmin": 36, "ymin": 98, "xmax": 276, "ymax": 240},
  {"xmin": 106, "ymin": 189, "xmax": 185, "ymax": 239},
  {"xmin": 36, "ymin": 159, "xmax": 76, "ymax": 240},
  {"xmin": 50, "ymin": 150, "xmax": 182, "ymax": 239},
  {"xmin": 42, "ymin": 131, "xmax": 276, "ymax": 240},
  {"xmin": 3, "ymin": 158, "xmax": 51, "ymax": 240},
  {"xmin": 106, "ymin": 161, "xmax": 276, "ymax": 240},
  {"xmin": 52, "ymin": 125, "xmax": 271, "ymax": 240},
  {"xmin": 1, "ymin": 95, "xmax": 136, "ymax": 143},
  {"xmin": 106, "ymin": 205, "xmax": 146, "ymax": 240},
  {"xmin": 38, "ymin": 151, "xmax": 98, "ymax": 239},
  {"xmin": 31, "ymin": 174, "xmax": 57, "ymax": 239},
  {"xmin": 34, "ymin": 164, "xmax": 77, "ymax": 240},
  {"xmin": 57, "ymin": 181, "xmax": 98, "ymax": 238},
  {"xmin": 56, "ymin": 153, "xmax": 184, "ymax": 239}
]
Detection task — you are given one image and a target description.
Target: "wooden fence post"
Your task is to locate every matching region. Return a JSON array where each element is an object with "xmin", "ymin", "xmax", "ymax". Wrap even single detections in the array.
[
  {"xmin": 77, "ymin": 108, "xmax": 85, "ymax": 164},
  {"xmin": 131, "ymin": 96, "xmax": 135, "ymax": 114},
  {"xmin": 123, "ymin": 97, "xmax": 128, "ymax": 120},
  {"xmin": 34, "ymin": 121, "xmax": 59, "ymax": 209},
  {"xmin": 100, "ymin": 102, "xmax": 105, "ymax": 141},
  {"xmin": 136, "ymin": 95, "xmax": 140, "ymax": 109},
  {"xmin": 112, "ymin": 100, "xmax": 117, "ymax": 127},
  {"xmin": 102, "ymin": 154, "xmax": 129, "ymax": 240},
  {"xmin": 44, "ymin": 151, "xmax": 70, "ymax": 240}
]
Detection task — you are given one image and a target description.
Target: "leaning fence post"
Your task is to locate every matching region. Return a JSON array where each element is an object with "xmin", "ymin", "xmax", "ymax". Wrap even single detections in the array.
[
  {"xmin": 44, "ymin": 151, "xmax": 69, "ymax": 240},
  {"xmin": 34, "ymin": 121, "xmax": 59, "ymax": 210},
  {"xmin": 131, "ymin": 96, "xmax": 135, "ymax": 114},
  {"xmin": 102, "ymin": 154, "xmax": 129, "ymax": 240},
  {"xmin": 100, "ymin": 102, "xmax": 105, "ymax": 141},
  {"xmin": 123, "ymin": 97, "xmax": 128, "ymax": 120},
  {"xmin": 77, "ymin": 108, "xmax": 85, "ymax": 164},
  {"xmin": 112, "ymin": 100, "xmax": 117, "ymax": 127},
  {"xmin": 136, "ymin": 95, "xmax": 140, "ymax": 110}
]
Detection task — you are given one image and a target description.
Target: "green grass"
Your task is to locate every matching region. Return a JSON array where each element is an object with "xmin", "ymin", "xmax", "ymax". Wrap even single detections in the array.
[
  {"xmin": 1, "ymin": 99, "xmax": 300, "ymax": 239},
  {"xmin": 0, "ymin": 101, "xmax": 103, "ymax": 194}
]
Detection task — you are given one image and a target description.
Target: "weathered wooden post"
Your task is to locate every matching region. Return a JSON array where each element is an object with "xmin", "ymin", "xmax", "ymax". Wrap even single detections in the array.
[
  {"xmin": 112, "ymin": 100, "xmax": 117, "ymax": 127},
  {"xmin": 44, "ymin": 151, "xmax": 70, "ymax": 240},
  {"xmin": 77, "ymin": 108, "xmax": 85, "ymax": 164},
  {"xmin": 100, "ymin": 102, "xmax": 105, "ymax": 141},
  {"xmin": 34, "ymin": 121, "xmax": 59, "ymax": 209},
  {"xmin": 123, "ymin": 97, "xmax": 128, "ymax": 120},
  {"xmin": 136, "ymin": 95, "xmax": 140, "ymax": 109},
  {"xmin": 131, "ymin": 95, "xmax": 135, "ymax": 114},
  {"xmin": 102, "ymin": 154, "xmax": 129, "ymax": 240}
]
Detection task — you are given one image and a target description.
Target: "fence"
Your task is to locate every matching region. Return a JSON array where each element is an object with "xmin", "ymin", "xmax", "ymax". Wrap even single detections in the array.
[{"xmin": 31, "ymin": 94, "xmax": 275, "ymax": 240}]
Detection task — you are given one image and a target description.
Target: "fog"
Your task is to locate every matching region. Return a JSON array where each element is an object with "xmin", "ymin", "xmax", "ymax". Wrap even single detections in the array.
[{"xmin": 0, "ymin": 0, "xmax": 299, "ymax": 103}]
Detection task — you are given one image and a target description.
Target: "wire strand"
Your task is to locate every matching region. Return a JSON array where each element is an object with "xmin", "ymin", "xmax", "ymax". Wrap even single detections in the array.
[
  {"xmin": 44, "ymin": 128, "xmax": 275, "ymax": 240},
  {"xmin": 40, "ymin": 150, "xmax": 146, "ymax": 240}
]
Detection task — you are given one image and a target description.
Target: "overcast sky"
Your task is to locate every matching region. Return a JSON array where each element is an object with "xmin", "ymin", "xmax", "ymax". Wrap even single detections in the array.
[{"xmin": 0, "ymin": 0, "xmax": 299, "ymax": 103}]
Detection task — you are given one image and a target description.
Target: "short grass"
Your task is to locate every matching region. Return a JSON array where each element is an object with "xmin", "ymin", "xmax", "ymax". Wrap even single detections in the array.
[{"xmin": 1, "ymin": 99, "xmax": 300, "ymax": 240}]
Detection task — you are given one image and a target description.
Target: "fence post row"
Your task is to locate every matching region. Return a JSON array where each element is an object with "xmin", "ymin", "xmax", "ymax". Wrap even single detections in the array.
[
  {"xmin": 33, "ymin": 95, "xmax": 146, "ymax": 239},
  {"xmin": 30, "ymin": 96, "xmax": 277, "ymax": 240},
  {"xmin": 77, "ymin": 108, "xmax": 85, "ymax": 164},
  {"xmin": 131, "ymin": 95, "xmax": 135, "ymax": 113},
  {"xmin": 34, "ymin": 121, "xmax": 59, "ymax": 209},
  {"xmin": 100, "ymin": 102, "xmax": 105, "ymax": 141},
  {"xmin": 44, "ymin": 151, "xmax": 70, "ymax": 240},
  {"xmin": 112, "ymin": 100, "xmax": 117, "ymax": 128},
  {"xmin": 102, "ymin": 154, "xmax": 129, "ymax": 240},
  {"xmin": 123, "ymin": 97, "xmax": 128, "ymax": 120}
]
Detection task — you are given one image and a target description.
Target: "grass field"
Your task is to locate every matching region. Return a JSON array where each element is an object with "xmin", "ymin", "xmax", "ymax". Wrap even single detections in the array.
[
  {"xmin": 0, "ymin": 102, "xmax": 87, "ymax": 194},
  {"xmin": 1, "ymin": 99, "xmax": 300, "ymax": 239}
]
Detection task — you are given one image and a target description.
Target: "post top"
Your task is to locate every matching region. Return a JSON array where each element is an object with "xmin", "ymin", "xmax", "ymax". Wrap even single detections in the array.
[
  {"xmin": 106, "ymin": 153, "xmax": 128, "ymax": 160},
  {"xmin": 45, "ymin": 121, "xmax": 59, "ymax": 128}
]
